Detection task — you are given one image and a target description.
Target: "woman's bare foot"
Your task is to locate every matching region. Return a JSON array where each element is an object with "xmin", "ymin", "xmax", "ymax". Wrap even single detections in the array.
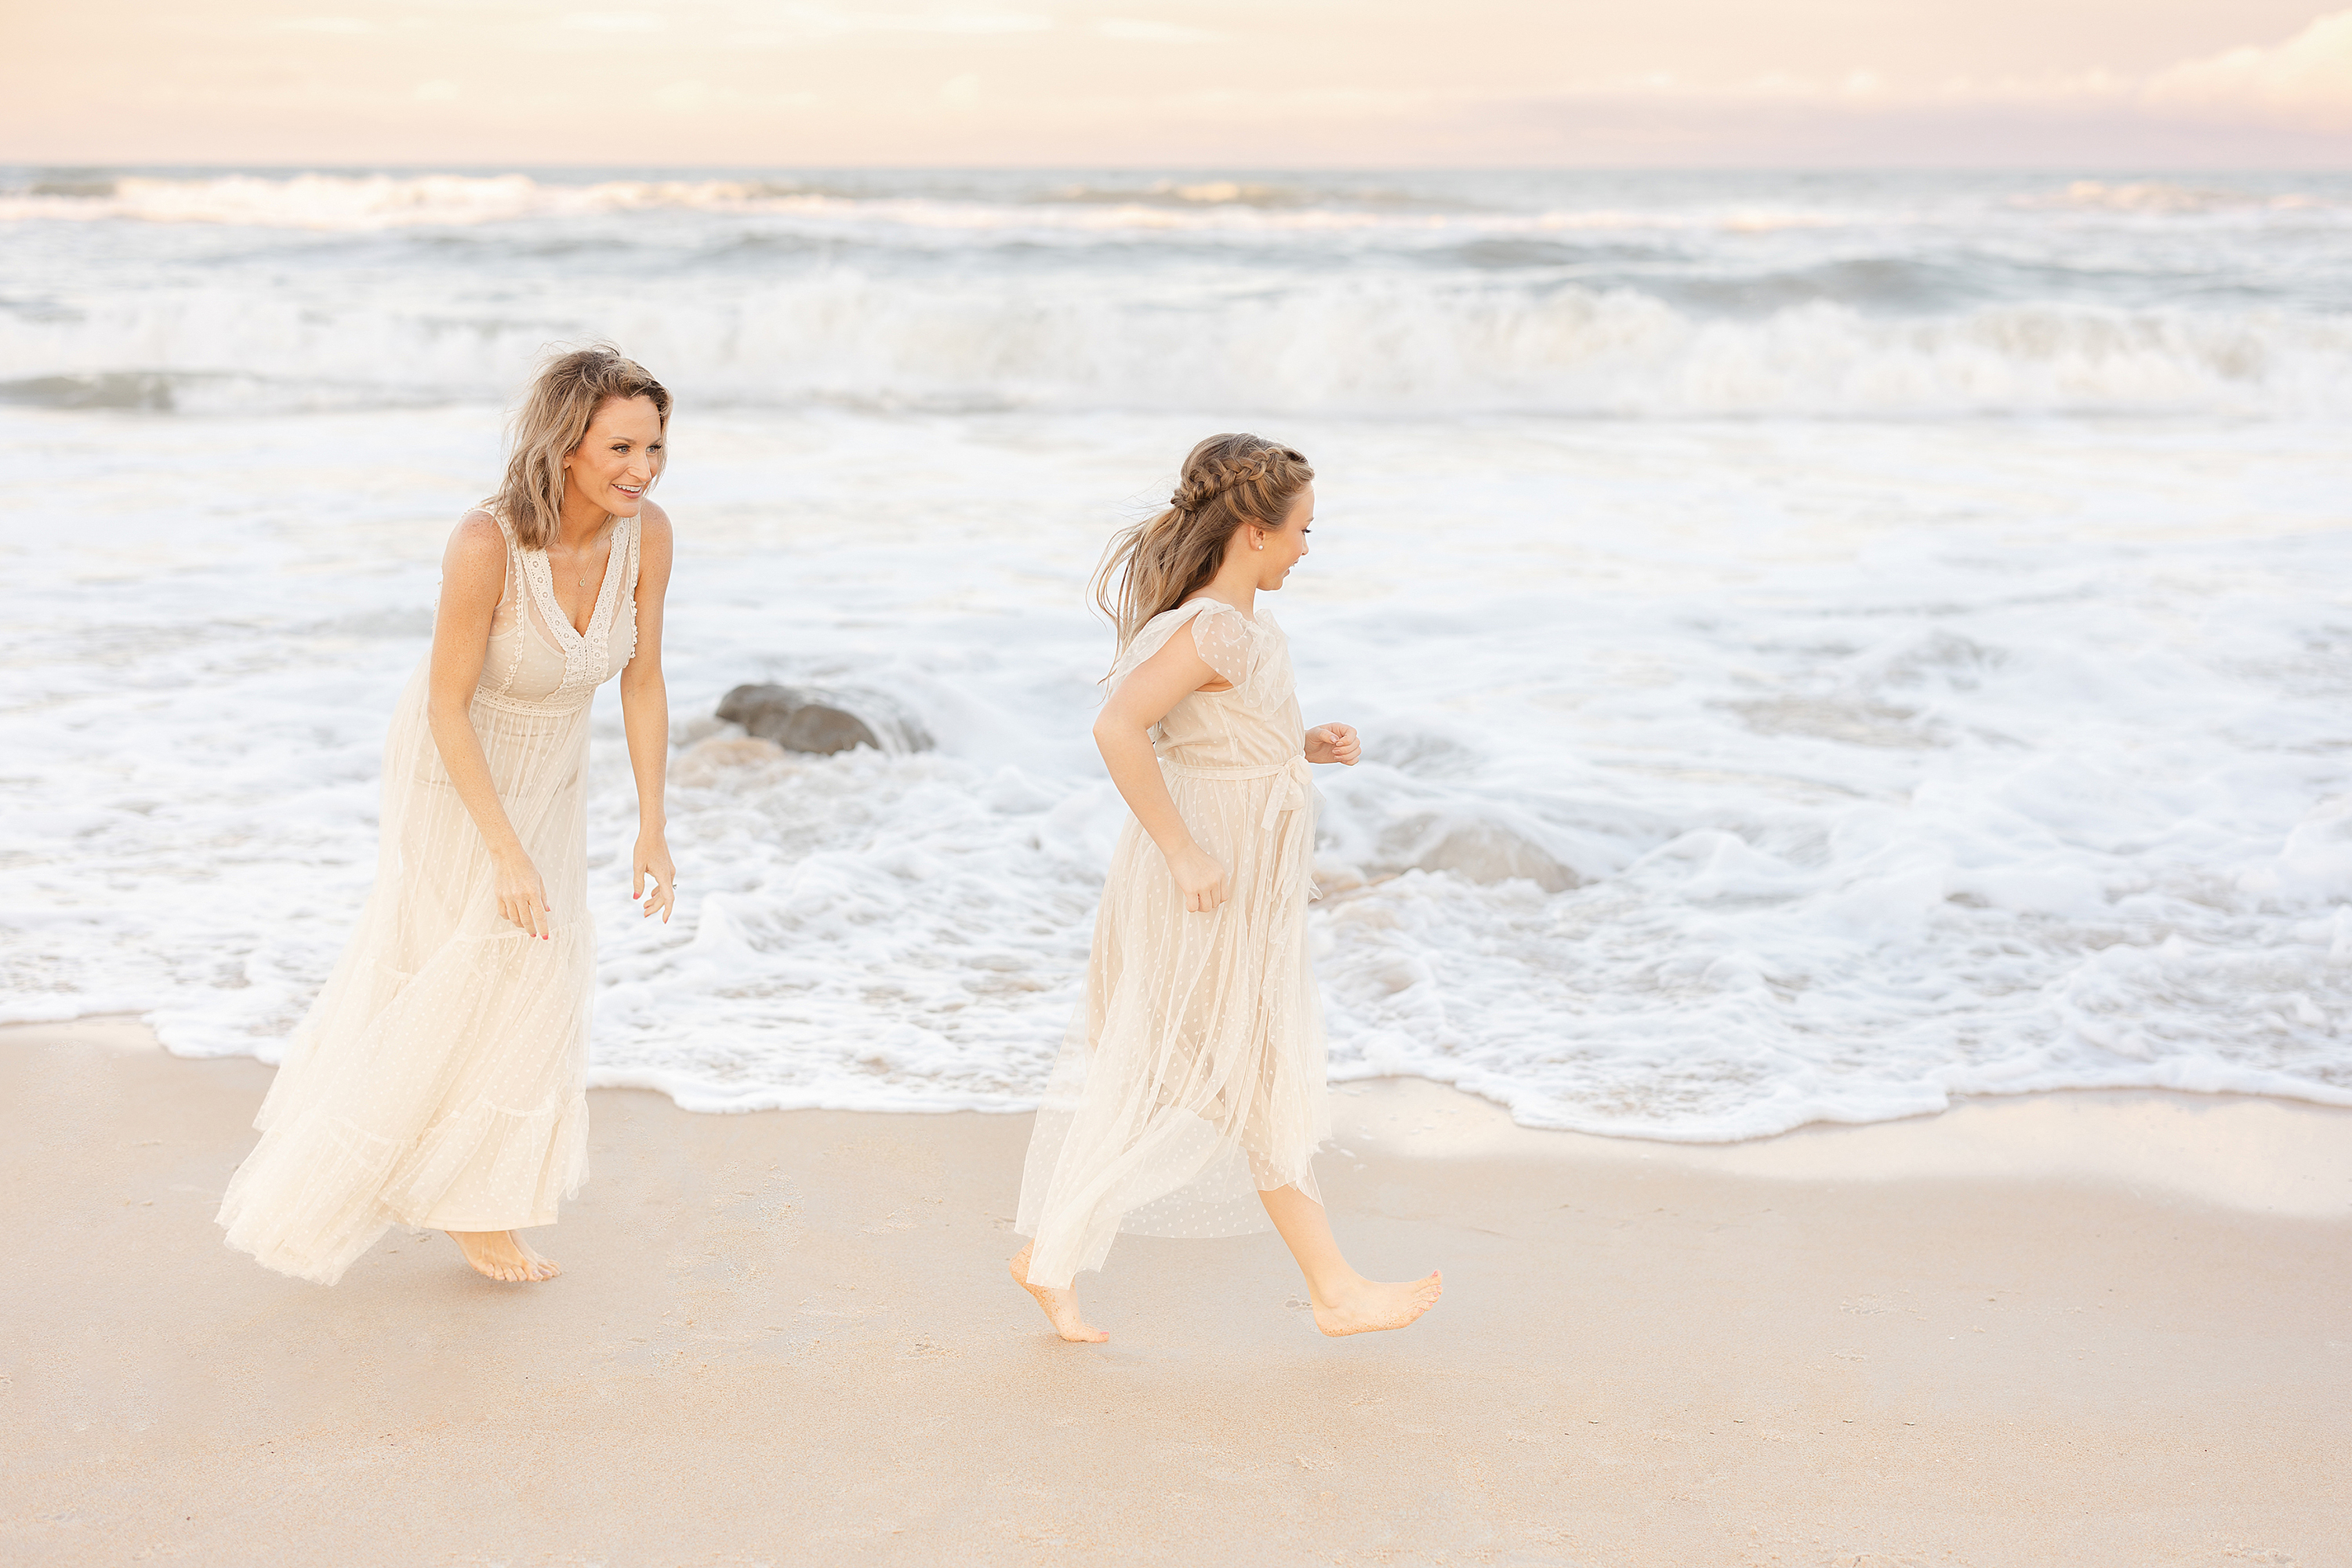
[
  {"xmin": 447, "ymin": 1229, "xmax": 561, "ymax": 1283},
  {"xmin": 1007, "ymin": 1244, "xmax": 1108, "ymax": 1343},
  {"xmin": 1312, "ymin": 1270, "xmax": 1443, "ymax": 1337}
]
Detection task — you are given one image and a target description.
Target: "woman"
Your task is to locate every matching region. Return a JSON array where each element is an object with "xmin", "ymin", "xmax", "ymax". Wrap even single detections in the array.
[
  {"xmin": 218, "ymin": 345, "xmax": 678, "ymax": 1286},
  {"xmin": 1011, "ymin": 433, "xmax": 1443, "ymax": 1341}
]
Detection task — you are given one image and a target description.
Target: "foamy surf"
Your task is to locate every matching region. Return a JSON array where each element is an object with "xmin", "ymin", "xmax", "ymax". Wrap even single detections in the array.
[
  {"xmin": 4, "ymin": 166, "xmax": 2350, "ymax": 420},
  {"xmin": 6, "ymin": 167, "xmax": 2350, "ymax": 1140},
  {"xmin": 3, "ymin": 283, "xmax": 2344, "ymax": 421},
  {"xmin": 5, "ymin": 400, "xmax": 2350, "ymax": 1142}
]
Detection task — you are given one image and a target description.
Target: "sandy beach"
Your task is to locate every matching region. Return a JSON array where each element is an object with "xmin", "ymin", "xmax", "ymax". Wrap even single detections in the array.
[{"xmin": 5, "ymin": 1016, "xmax": 2347, "ymax": 1567}]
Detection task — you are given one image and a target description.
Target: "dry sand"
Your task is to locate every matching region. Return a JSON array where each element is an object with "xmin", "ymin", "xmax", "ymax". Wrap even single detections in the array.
[{"xmin": 5, "ymin": 1016, "xmax": 2349, "ymax": 1567}]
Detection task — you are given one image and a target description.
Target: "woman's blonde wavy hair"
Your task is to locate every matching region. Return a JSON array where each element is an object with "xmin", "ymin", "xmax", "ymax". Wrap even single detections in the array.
[
  {"xmin": 487, "ymin": 344, "xmax": 672, "ymax": 550},
  {"xmin": 1094, "ymin": 433, "xmax": 1314, "ymax": 655}
]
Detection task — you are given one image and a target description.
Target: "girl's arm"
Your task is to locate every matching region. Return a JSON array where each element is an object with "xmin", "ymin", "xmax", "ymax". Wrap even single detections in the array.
[
  {"xmin": 425, "ymin": 514, "xmax": 551, "ymax": 939},
  {"xmin": 1092, "ymin": 622, "xmax": 1232, "ymax": 913},
  {"xmin": 620, "ymin": 503, "xmax": 677, "ymax": 924}
]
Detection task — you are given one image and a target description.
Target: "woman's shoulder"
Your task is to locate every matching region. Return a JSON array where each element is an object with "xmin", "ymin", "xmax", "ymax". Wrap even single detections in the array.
[
  {"xmin": 437, "ymin": 510, "xmax": 511, "ymax": 606},
  {"xmin": 634, "ymin": 499, "xmax": 673, "ymax": 552},
  {"xmin": 447, "ymin": 508, "xmax": 510, "ymax": 565}
]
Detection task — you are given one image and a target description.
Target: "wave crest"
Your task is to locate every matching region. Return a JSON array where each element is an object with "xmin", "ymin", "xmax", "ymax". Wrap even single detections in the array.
[{"xmin": 2, "ymin": 277, "xmax": 2341, "ymax": 419}]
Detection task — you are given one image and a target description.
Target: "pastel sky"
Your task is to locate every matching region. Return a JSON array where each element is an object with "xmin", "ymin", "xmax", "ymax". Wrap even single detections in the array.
[{"xmin": 8, "ymin": 1, "xmax": 2351, "ymax": 166}]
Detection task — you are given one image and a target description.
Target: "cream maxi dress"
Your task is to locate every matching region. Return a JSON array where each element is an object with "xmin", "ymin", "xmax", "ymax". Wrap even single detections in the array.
[
  {"xmin": 218, "ymin": 510, "xmax": 641, "ymax": 1285},
  {"xmin": 1018, "ymin": 597, "xmax": 1329, "ymax": 1289}
]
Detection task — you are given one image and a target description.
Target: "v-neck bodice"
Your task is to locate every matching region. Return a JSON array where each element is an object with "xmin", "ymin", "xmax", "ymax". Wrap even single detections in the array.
[{"xmin": 476, "ymin": 510, "xmax": 642, "ymax": 714}]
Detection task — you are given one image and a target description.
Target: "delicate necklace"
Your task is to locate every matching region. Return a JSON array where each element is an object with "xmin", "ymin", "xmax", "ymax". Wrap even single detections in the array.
[{"xmin": 553, "ymin": 521, "xmax": 613, "ymax": 589}]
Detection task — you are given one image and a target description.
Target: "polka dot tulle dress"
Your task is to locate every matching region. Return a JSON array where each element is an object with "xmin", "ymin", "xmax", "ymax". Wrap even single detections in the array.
[
  {"xmin": 217, "ymin": 510, "xmax": 641, "ymax": 1284},
  {"xmin": 1017, "ymin": 598, "xmax": 1330, "ymax": 1288}
]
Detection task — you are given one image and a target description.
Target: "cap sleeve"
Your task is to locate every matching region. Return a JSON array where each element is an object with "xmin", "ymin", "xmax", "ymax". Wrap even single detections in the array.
[
  {"xmin": 1108, "ymin": 597, "xmax": 1256, "ymax": 698},
  {"xmin": 1186, "ymin": 601, "xmax": 1253, "ymax": 689}
]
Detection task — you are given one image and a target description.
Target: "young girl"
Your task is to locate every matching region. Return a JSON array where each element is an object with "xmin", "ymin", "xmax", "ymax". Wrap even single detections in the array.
[{"xmin": 1011, "ymin": 434, "xmax": 1443, "ymax": 1342}]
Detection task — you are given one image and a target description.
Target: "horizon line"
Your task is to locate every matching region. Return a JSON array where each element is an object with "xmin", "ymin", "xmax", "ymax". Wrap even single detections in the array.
[{"xmin": 7, "ymin": 159, "xmax": 2350, "ymax": 175}]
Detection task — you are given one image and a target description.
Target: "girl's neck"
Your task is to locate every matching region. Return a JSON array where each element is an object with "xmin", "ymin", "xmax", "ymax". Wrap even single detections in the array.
[
  {"xmin": 1203, "ymin": 586, "xmax": 1256, "ymax": 619},
  {"xmin": 1200, "ymin": 558, "xmax": 1260, "ymax": 620}
]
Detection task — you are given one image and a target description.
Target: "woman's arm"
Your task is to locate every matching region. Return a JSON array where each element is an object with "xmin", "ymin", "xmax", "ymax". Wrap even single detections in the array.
[
  {"xmin": 426, "ymin": 514, "xmax": 551, "ymax": 939},
  {"xmin": 1092, "ymin": 621, "xmax": 1232, "ymax": 913},
  {"xmin": 621, "ymin": 503, "xmax": 677, "ymax": 924}
]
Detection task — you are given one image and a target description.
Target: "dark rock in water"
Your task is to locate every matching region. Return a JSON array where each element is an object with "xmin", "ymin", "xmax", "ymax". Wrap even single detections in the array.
[
  {"xmin": 724, "ymin": 687, "xmax": 877, "ymax": 754},
  {"xmin": 716, "ymin": 684, "xmax": 935, "ymax": 757}
]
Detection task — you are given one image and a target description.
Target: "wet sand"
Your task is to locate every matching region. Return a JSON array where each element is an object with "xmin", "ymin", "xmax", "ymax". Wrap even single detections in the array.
[{"xmin": 5, "ymin": 1016, "xmax": 2349, "ymax": 1566}]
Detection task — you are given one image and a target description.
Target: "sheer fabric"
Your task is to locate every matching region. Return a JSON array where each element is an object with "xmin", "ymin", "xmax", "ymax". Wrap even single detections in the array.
[
  {"xmin": 1017, "ymin": 598, "xmax": 1328, "ymax": 1288},
  {"xmin": 217, "ymin": 510, "xmax": 641, "ymax": 1284}
]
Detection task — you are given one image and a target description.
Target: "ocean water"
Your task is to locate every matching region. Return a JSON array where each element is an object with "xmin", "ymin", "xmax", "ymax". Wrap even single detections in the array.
[{"xmin": 5, "ymin": 166, "xmax": 2350, "ymax": 1139}]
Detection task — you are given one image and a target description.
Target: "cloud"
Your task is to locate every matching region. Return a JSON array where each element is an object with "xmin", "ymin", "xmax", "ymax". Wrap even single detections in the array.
[
  {"xmin": 648, "ymin": 79, "xmax": 820, "ymax": 113},
  {"xmin": 263, "ymin": 16, "xmax": 376, "ymax": 34},
  {"xmin": 2144, "ymin": 7, "xmax": 2352, "ymax": 131},
  {"xmin": 1092, "ymin": 18, "xmax": 1221, "ymax": 45},
  {"xmin": 16, "ymin": 0, "xmax": 2352, "ymax": 167},
  {"xmin": 561, "ymin": 13, "xmax": 667, "ymax": 32},
  {"xmin": 769, "ymin": 4, "xmax": 1051, "ymax": 35},
  {"xmin": 1421, "ymin": 13, "xmax": 2343, "ymax": 147}
]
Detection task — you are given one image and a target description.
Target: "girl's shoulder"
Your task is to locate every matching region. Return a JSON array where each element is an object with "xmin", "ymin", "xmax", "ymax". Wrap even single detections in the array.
[
  {"xmin": 1168, "ymin": 595, "xmax": 1272, "ymax": 637},
  {"xmin": 1128, "ymin": 595, "xmax": 1247, "ymax": 646},
  {"xmin": 1112, "ymin": 598, "xmax": 1236, "ymax": 691},
  {"xmin": 1178, "ymin": 599, "xmax": 1256, "ymax": 690}
]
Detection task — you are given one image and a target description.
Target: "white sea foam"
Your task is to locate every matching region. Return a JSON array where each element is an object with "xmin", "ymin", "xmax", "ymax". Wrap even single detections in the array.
[
  {"xmin": 5, "ymin": 169, "xmax": 2347, "ymax": 419},
  {"xmin": 6, "ymin": 168, "xmax": 2351, "ymax": 1140},
  {"xmin": 4, "ymin": 405, "xmax": 2349, "ymax": 1140},
  {"xmin": 4, "ymin": 279, "xmax": 2345, "ymax": 421}
]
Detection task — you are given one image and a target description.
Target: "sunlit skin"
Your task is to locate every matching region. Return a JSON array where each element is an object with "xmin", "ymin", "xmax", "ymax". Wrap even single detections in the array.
[
  {"xmin": 1010, "ymin": 484, "xmax": 1443, "ymax": 1341},
  {"xmin": 423, "ymin": 393, "xmax": 679, "ymax": 1284}
]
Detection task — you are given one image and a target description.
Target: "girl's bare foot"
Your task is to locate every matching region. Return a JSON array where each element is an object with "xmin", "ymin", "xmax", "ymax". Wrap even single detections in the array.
[
  {"xmin": 448, "ymin": 1229, "xmax": 561, "ymax": 1283},
  {"xmin": 1312, "ymin": 1270, "xmax": 1443, "ymax": 1337},
  {"xmin": 1007, "ymin": 1244, "xmax": 1108, "ymax": 1342}
]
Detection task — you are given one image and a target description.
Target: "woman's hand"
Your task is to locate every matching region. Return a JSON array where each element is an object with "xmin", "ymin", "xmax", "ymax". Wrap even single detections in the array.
[
  {"xmin": 1305, "ymin": 723, "xmax": 1360, "ymax": 766},
  {"xmin": 1165, "ymin": 841, "xmax": 1229, "ymax": 914},
  {"xmin": 495, "ymin": 850, "xmax": 553, "ymax": 939},
  {"xmin": 633, "ymin": 832, "xmax": 678, "ymax": 924}
]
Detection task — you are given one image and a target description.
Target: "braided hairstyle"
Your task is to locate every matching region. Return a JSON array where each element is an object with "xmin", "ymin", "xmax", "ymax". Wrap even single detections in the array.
[{"xmin": 1094, "ymin": 433, "xmax": 1315, "ymax": 655}]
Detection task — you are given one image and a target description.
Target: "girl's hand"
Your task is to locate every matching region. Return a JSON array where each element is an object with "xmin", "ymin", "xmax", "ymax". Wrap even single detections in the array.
[
  {"xmin": 634, "ymin": 833, "xmax": 678, "ymax": 924},
  {"xmin": 495, "ymin": 850, "xmax": 553, "ymax": 940},
  {"xmin": 1165, "ymin": 841, "xmax": 1229, "ymax": 914},
  {"xmin": 1305, "ymin": 723, "xmax": 1360, "ymax": 766}
]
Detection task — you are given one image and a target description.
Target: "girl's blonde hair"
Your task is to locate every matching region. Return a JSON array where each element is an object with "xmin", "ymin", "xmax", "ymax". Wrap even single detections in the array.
[
  {"xmin": 1094, "ymin": 433, "xmax": 1314, "ymax": 652},
  {"xmin": 488, "ymin": 344, "xmax": 671, "ymax": 550}
]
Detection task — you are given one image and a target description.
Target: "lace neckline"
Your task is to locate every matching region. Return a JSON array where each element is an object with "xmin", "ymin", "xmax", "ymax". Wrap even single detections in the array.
[
  {"xmin": 503, "ymin": 513, "xmax": 634, "ymax": 697},
  {"xmin": 529, "ymin": 522, "xmax": 627, "ymax": 644}
]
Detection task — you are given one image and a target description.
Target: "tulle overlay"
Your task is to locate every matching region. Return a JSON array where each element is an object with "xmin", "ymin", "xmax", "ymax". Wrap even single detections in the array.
[
  {"xmin": 1018, "ymin": 600, "xmax": 1328, "ymax": 1288},
  {"xmin": 217, "ymin": 510, "xmax": 641, "ymax": 1284}
]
